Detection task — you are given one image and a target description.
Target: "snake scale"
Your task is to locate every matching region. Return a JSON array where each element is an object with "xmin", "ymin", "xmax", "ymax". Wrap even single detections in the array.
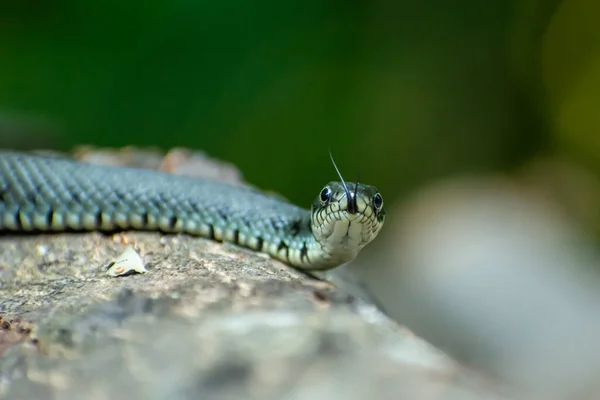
[{"xmin": 0, "ymin": 152, "xmax": 385, "ymax": 270}]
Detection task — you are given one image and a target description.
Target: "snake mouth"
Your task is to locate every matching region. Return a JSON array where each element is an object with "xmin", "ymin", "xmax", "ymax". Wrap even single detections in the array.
[{"xmin": 315, "ymin": 196, "xmax": 379, "ymax": 240}]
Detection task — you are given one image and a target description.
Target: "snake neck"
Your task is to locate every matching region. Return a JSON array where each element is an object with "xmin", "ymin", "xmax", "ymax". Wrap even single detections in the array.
[
  {"xmin": 249, "ymin": 215, "xmax": 324, "ymax": 269},
  {"xmin": 267, "ymin": 214, "xmax": 361, "ymax": 271}
]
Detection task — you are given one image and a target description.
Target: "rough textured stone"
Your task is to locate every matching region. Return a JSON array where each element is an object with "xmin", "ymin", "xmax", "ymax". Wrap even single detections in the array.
[{"xmin": 0, "ymin": 148, "xmax": 510, "ymax": 399}]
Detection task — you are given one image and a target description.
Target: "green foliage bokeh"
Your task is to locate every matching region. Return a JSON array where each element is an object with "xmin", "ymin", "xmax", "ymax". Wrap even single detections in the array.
[{"xmin": 2, "ymin": 0, "xmax": 597, "ymax": 208}]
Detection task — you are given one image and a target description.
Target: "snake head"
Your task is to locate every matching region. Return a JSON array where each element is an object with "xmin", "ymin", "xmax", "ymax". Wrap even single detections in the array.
[{"xmin": 309, "ymin": 181, "xmax": 385, "ymax": 268}]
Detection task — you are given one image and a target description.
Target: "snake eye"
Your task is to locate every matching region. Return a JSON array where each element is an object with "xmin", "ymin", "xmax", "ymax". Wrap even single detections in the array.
[
  {"xmin": 319, "ymin": 186, "xmax": 332, "ymax": 206},
  {"xmin": 372, "ymin": 193, "xmax": 383, "ymax": 211}
]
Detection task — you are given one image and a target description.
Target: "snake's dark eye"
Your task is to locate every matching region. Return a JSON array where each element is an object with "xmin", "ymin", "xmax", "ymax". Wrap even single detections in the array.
[
  {"xmin": 319, "ymin": 186, "xmax": 332, "ymax": 206},
  {"xmin": 372, "ymin": 193, "xmax": 383, "ymax": 211}
]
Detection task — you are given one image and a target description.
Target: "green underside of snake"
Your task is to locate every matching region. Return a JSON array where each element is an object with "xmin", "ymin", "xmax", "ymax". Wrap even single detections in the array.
[{"xmin": 0, "ymin": 152, "xmax": 385, "ymax": 271}]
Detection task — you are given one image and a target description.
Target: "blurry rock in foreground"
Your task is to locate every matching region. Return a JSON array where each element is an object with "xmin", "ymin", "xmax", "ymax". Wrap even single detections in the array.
[{"xmin": 354, "ymin": 163, "xmax": 600, "ymax": 399}]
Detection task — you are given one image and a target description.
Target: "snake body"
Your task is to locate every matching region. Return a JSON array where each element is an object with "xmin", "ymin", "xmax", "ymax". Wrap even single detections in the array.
[{"xmin": 0, "ymin": 152, "xmax": 385, "ymax": 270}]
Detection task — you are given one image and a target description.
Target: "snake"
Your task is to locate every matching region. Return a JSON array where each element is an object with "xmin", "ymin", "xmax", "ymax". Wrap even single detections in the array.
[{"xmin": 0, "ymin": 151, "xmax": 385, "ymax": 271}]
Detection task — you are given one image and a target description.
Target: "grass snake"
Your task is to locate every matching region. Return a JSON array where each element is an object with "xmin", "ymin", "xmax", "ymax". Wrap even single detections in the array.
[{"xmin": 0, "ymin": 152, "xmax": 385, "ymax": 270}]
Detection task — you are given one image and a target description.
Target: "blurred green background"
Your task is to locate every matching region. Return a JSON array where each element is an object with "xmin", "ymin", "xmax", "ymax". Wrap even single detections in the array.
[{"xmin": 1, "ymin": 0, "xmax": 599, "ymax": 211}]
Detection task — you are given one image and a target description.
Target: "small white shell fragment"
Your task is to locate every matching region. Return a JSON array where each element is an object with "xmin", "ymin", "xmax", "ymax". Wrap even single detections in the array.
[
  {"xmin": 106, "ymin": 246, "xmax": 147, "ymax": 277},
  {"xmin": 36, "ymin": 245, "xmax": 49, "ymax": 256}
]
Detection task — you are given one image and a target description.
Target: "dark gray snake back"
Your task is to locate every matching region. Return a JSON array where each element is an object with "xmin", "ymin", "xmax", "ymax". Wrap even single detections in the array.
[{"xmin": 0, "ymin": 152, "xmax": 312, "ymax": 245}]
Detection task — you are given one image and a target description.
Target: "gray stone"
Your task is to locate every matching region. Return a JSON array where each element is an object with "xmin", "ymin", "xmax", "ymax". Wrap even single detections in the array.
[{"xmin": 0, "ymin": 149, "xmax": 510, "ymax": 399}]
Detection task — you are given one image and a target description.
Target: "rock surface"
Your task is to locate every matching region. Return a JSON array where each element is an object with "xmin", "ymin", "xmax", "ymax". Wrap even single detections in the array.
[{"xmin": 0, "ymin": 148, "xmax": 510, "ymax": 399}]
